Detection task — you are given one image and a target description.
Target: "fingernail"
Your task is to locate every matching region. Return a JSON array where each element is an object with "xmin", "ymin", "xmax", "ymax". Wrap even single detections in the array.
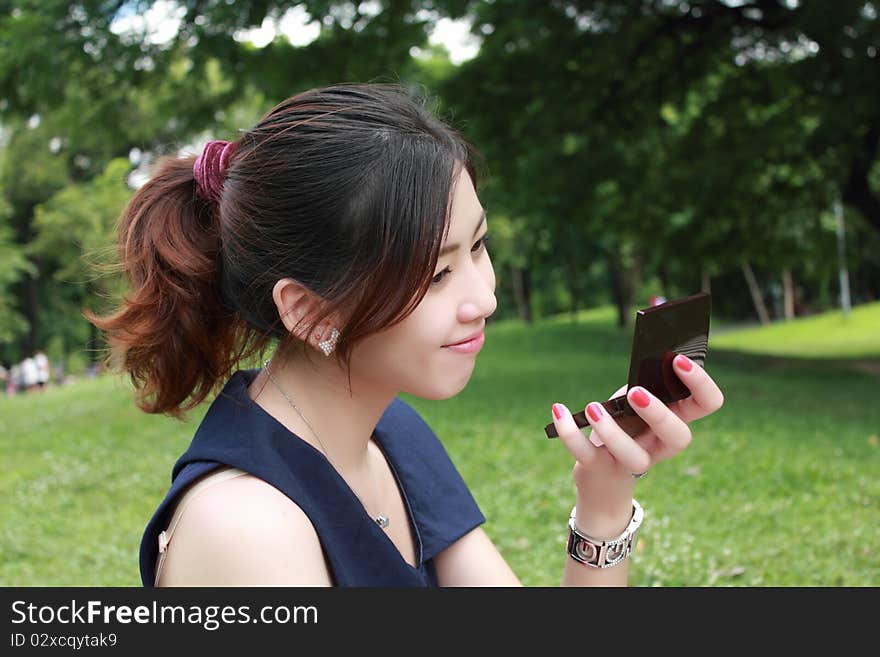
[
  {"xmin": 630, "ymin": 387, "xmax": 651, "ymax": 408},
  {"xmin": 675, "ymin": 354, "xmax": 693, "ymax": 372},
  {"xmin": 587, "ymin": 402, "xmax": 603, "ymax": 423},
  {"xmin": 552, "ymin": 403, "xmax": 567, "ymax": 420}
]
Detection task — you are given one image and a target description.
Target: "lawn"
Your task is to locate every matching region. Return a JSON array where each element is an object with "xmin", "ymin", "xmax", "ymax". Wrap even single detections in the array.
[
  {"xmin": 711, "ymin": 299, "xmax": 880, "ymax": 359},
  {"xmin": 1, "ymin": 302, "xmax": 877, "ymax": 586}
]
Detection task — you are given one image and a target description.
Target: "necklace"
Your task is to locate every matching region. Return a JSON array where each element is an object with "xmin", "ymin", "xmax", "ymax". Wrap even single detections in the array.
[{"xmin": 262, "ymin": 359, "xmax": 390, "ymax": 530}]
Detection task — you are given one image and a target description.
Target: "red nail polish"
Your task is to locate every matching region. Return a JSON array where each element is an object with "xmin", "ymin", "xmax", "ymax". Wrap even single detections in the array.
[
  {"xmin": 676, "ymin": 354, "xmax": 693, "ymax": 372},
  {"xmin": 552, "ymin": 403, "xmax": 564, "ymax": 420},
  {"xmin": 631, "ymin": 388, "xmax": 650, "ymax": 409},
  {"xmin": 587, "ymin": 402, "xmax": 603, "ymax": 423}
]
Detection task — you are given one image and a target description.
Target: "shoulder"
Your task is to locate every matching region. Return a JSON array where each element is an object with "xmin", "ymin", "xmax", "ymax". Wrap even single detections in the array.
[
  {"xmin": 383, "ymin": 398, "xmax": 447, "ymax": 455},
  {"xmin": 383, "ymin": 398, "xmax": 494, "ymax": 563},
  {"xmin": 380, "ymin": 398, "xmax": 455, "ymax": 471},
  {"xmin": 386, "ymin": 397, "xmax": 433, "ymax": 430},
  {"xmin": 157, "ymin": 471, "xmax": 333, "ymax": 586}
]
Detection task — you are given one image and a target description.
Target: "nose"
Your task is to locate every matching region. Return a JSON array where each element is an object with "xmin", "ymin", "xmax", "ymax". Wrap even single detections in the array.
[{"xmin": 458, "ymin": 259, "xmax": 497, "ymax": 323}]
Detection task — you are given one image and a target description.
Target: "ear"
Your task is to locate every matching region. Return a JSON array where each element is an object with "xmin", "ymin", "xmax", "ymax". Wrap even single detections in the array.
[{"xmin": 271, "ymin": 277, "xmax": 334, "ymax": 344}]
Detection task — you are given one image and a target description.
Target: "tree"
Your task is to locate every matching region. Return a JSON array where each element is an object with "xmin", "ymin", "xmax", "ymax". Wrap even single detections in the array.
[
  {"xmin": 0, "ymin": 196, "xmax": 32, "ymax": 346},
  {"xmin": 30, "ymin": 158, "xmax": 133, "ymax": 367},
  {"xmin": 442, "ymin": 0, "xmax": 879, "ymax": 322}
]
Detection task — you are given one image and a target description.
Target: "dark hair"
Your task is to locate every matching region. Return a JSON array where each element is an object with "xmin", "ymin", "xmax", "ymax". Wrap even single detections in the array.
[{"xmin": 85, "ymin": 83, "xmax": 484, "ymax": 420}]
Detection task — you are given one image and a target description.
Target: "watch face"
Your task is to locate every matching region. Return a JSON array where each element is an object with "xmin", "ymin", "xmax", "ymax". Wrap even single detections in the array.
[
  {"xmin": 568, "ymin": 502, "xmax": 641, "ymax": 568},
  {"xmin": 605, "ymin": 541, "xmax": 627, "ymax": 563},
  {"xmin": 572, "ymin": 538, "xmax": 599, "ymax": 565}
]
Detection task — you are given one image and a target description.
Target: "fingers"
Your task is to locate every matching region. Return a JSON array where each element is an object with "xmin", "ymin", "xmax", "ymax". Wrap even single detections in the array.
[
  {"xmin": 669, "ymin": 354, "xmax": 725, "ymax": 423},
  {"xmin": 549, "ymin": 352, "xmax": 722, "ymax": 474},
  {"xmin": 587, "ymin": 383, "xmax": 628, "ymax": 447},
  {"xmin": 582, "ymin": 401, "xmax": 653, "ymax": 474},
  {"xmin": 623, "ymin": 386, "xmax": 692, "ymax": 459},
  {"xmin": 550, "ymin": 403, "xmax": 600, "ymax": 467}
]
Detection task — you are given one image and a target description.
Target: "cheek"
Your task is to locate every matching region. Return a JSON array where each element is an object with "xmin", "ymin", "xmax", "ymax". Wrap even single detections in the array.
[
  {"xmin": 354, "ymin": 316, "xmax": 476, "ymax": 400},
  {"xmin": 358, "ymin": 315, "xmax": 442, "ymax": 373},
  {"xmin": 391, "ymin": 317, "xmax": 452, "ymax": 377}
]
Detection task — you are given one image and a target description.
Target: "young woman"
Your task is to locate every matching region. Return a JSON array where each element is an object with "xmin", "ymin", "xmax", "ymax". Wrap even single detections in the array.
[{"xmin": 88, "ymin": 83, "xmax": 724, "ymax": 587}]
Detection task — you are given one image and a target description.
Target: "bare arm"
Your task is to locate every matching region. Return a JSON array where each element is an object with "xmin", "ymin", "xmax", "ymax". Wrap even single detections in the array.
[
  {"xmin": 435, "ymin": 354, "xmax": 724, "ymax": 587},
  {"xmin": 434, "ymin": 526, "xmax": 523, "ymax": 586},
  {"xmin": 432, "ymin": 500, "xmax": 632, "ymax": 587},
  {"xmin": 554, "ymin": 355, "xmax": 725, "ymax": 586}
]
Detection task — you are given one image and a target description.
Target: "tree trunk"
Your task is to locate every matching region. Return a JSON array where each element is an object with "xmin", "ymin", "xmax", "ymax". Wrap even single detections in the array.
[
  {"xmin": 24, "ymin": 265, "xmax": 39, "ymax": 355},
  {"xmin": 631, "ymin": 248, "xmax": 644, "ymax": 300},
  {"xmin": 835, "ymin": 196, "xmax": 852, "ymax": 318},
  {"xmin": 607, "ymin": 245, "xmax": 638, "ymax": 329},
  {"xmin": 701, "ymin": 265, "xmax": 712, "ymax": 295},
  {"xmin": 87, "ymin": 315, "xmax": 100, "ymax": 367},
  {"xmin": 657, "ymin": 261, "xmax": 670, "ymax": 298},
  {"xmin": 567, "ymin": 282, "xmax": 579, "ymax": 323},
  {"xmin": 11, "ymin": 204, "xmax": 38, "ymax": 357},
  {"xmin": 782, "ymin": 268, "xmax": 794, "ymax": 320},
  {"xmin": 565, "ymin": 263, "xmax": 582, "ymax": 324},
  {"xmin": 741, "ymin": 260, "xmax": 771, "ymax": 325},
  {"xmin": 510, "ymin": 265, "xmax": 532, "ymax": 324}
]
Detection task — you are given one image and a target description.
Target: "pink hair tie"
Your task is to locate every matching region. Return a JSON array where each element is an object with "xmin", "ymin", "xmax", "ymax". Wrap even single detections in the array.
[{"xmin": 193, "ymin": 140, "xmax": 237, "ymax": 203}]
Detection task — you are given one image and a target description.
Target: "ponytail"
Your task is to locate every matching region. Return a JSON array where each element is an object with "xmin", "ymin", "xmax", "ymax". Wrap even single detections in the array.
[{"xmin": 85, "ymin": 154, "xmax": 258, "ymax": 420}]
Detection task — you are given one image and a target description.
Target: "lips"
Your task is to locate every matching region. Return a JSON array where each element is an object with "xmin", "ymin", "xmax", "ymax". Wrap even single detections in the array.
[{"xmin": 444, "ymin": 328, "xmax": 485, "ymax": 347}]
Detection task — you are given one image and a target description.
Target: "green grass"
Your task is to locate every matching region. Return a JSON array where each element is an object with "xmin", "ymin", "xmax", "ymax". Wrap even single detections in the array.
[
  {"xmin": 1, "ymin": 302, "xmax": 878, "ymax": 586},
  {"xmin": 711, "ymin": 299, "xmax": 880, "ymax": 359}
]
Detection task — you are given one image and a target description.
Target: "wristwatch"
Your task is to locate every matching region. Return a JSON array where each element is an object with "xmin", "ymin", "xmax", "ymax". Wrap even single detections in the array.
[{"xmin": 566, "ymin": 499, "xmax": 643, "ymax": 568}]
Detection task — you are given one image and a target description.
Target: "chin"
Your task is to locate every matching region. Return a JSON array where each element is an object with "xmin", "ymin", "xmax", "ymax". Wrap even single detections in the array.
[{"xmin": 413, "ymin": 370, "xmax": 475, "ymax": 401}]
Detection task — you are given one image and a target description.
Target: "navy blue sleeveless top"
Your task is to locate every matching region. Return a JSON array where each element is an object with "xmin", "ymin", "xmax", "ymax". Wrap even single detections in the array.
[{"xmin": 139, "ymin": 368, "xmax": 486, "ymax": 587}]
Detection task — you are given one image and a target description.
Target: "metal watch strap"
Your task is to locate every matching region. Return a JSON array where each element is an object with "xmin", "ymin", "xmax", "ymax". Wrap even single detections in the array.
[{"xmin": 566, "ymin": 499, "xmax": 644, "ymax": 569}]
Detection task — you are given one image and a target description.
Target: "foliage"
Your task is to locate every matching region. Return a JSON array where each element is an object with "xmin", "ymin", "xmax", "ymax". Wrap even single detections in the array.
[
  {"xmin": 0, "ymin": 0, "xmax": 878, "ymax": 361},
  {"xmin": 28, "ymin": 158, "xmax": 133, "ymax": 363},
  {"xmin": 0, "ymin": 210, "xmax": 33, "ymax": 344}
]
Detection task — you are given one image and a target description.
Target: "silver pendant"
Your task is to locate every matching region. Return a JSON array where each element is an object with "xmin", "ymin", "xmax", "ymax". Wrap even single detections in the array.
[{"xmin": 375, "ymin": 515, "xmax": 390, "ymax": 529}]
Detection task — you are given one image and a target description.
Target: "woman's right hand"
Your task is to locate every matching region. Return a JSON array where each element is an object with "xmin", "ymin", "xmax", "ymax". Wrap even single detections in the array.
[{"xmin": 551, "ymin": 354, "xmax": 724, "ymax": 507}]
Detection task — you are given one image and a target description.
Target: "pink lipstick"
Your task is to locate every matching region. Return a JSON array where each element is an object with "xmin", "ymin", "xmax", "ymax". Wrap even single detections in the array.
[{"xmin": 443, "ymin": 331, "xmax": 485, "ymax": 354}]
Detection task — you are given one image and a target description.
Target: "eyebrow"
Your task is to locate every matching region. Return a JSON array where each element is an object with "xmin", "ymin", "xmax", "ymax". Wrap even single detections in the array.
[{"xmin": 439, "ymin": 210, "xmax": 487, "ymax": 257}]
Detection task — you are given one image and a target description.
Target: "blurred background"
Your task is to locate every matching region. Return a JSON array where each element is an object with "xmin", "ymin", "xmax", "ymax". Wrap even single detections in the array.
[{"xmin": 0, "ymin": 1, "xmax": 877, "ymax": 585}]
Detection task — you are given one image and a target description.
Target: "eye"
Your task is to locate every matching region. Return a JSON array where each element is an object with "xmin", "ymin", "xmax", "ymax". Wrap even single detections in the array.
[
  {"xmin": 431, "ymin": 232, "xmax": 491, "ymax": 286},
  {"xmin": 432, "ymin": 267, "xmax": 451, "ymax": 286},
  {"xmin": 473, "ymin": 232, "xmax": 491, "ymax": 253}
]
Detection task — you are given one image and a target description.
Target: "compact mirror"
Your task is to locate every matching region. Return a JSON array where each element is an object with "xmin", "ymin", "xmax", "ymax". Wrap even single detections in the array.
[{"xmin": 544, "ymin": 291, "xmax": 711, "ymax": 439}]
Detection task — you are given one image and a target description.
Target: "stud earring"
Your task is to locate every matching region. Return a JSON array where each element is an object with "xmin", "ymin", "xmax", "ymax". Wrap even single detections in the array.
[{"xmin": 318, "ymin": 327, "xmax": 340, "ymax": 357}]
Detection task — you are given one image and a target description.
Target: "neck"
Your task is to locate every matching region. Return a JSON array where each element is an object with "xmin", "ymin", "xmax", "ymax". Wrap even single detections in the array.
[{"xmin": 248, "ymin": 349, "xmax": 397, "ymax": 478}]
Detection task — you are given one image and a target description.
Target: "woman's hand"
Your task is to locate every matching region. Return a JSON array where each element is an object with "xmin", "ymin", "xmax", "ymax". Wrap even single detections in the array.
[{"xmin": 551, "ymin": 354, "xmax": 725, "ymax": 496}]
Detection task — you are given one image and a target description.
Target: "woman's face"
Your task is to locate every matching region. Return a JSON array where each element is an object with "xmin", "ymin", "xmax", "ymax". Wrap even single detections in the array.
[{"xmin": 351, "ymin": 166, "xmax": 497, "ymax": 400}]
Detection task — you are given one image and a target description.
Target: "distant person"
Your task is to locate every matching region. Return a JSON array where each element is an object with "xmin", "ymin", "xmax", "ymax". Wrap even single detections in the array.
[
  {"xmin": 20, "ymin": 356, "xmax": 38, "ymax": 393},
  {"xmin": 86, "ymin": 83, "xmax": 725, "ymax": 588},
  {"xmin": 34, "ymin": 350, "xmax": 50, "ymax": 391},
  {"xmin": 7, "ymin": 362, "xmax": 21, "ymax": 396}
]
